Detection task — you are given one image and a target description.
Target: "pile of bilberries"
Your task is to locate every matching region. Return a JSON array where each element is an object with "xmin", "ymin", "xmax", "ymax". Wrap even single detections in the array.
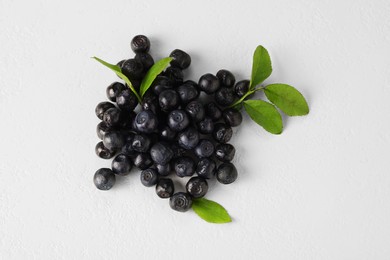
[{"xmin": 94, "ymin": 35, "xmax": 246, "ymax": 212}]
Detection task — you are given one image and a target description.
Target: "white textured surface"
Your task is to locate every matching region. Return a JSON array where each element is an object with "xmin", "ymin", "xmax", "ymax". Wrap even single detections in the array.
[{"xmin": 1, "ymin": 0, "xmax": 390, "ymax": 259}]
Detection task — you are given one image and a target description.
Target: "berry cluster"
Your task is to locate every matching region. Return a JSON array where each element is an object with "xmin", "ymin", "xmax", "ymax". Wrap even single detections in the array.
[{"xmin": 94, "ymin": 35, "xmax": 246, "ymax": 212}]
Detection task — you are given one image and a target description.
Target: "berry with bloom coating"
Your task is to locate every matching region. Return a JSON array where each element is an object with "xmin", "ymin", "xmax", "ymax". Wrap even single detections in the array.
[{"xmin": 169, "ymin": 192, "xmax": 192, "ymax": 212}]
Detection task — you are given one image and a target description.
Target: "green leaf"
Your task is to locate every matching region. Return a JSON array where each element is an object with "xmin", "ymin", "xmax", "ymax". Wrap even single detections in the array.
[
  {"xmin": 140, "ymin": 57, "xmax": 173, "ymax": 97},
  {"xmin": 243, "ymin": 100, "xmax": 283, "ymax": 134},
  {"xmin": 264, "ymin": 84, "xmax": 309, "ymax": 116},
  {"xmin": 250, "ymin": 45, "xmax": 272, "ymax": 88},
  {"xmin": 92, "ymin": 57, "xmax": 142, "ymax": 102},
  {"xmin": 192, "ymin": 198, "xmax": 232, "ymax": 224}
]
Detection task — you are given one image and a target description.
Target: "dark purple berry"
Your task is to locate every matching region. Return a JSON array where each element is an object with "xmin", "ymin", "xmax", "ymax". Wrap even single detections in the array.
[
  {"xmin": 170, "ymin": 49, "xmax": 191, "ymax": 69},
  {"xmin": 215, "ymin": 143, "xmax": 235, "ymax": 162},
  {"xmin": 185, "ymin": 101, "xmax": 205, "ymax": 122},
  {"xmin": 94, "ymin": 168, "xmax": 116, "ymax": 190},
  {"xmin": 194, "ymin": 139, "xmax": 215, "ymax": 158},
  {"xmin": 95, "ymin": 102, "xmax": 115, "ymax": 120},
  {"xmin": 103, "ymin": 107, "xmax": 122, "ymax": 127},
  {"xmin": 132, "ymin": 134, "xmax": 151, "ymax": 153},
  {"xmin": 178, "ymin": 127, "xmax": 199, "ymax": 150},
  {"xmin": 234, "ymin": 80, "xmax": 250, "ymax": 98},
  {"xmin": 116, "ymin": 88, "xmax": 138, "ymax": 112},
  {"xmin": 167, "ymin": 110, "xmax": 190, "ymax": 132},
  {"xmin": 198, "ymin": 73, "xmax": 220, "ymax": 94},
  {"xmin": 131, "ymin": 35, "xmax": 150, "ymax": 53},
  {"xmin": 135, "ymin": 52, "xmax": 154, "ymax": 71},
  {"xmin": 121, "ymin": 59, "xmax": 144, "ymax": 79},
  {"xmin": 216, "ymin": 163, "xmax": 238, "ymax": 184},
  {"xmin": 170, "ymin": 192, "xmax": 192, "ymax": 212},
  {"xmin": 95, "ymin": 142, "xmax": 116, "ymax": 159},
  {"xmin": 141, "ymin": 168, "xmax": 158, "ymax": 187},
  {"xmin": 222, "ymin": 108, "xmax": 243, "ymax": 127},
  {"xmin": 216, "ymin": 69, "xmax": 235, "ymax": 88},
  {"xmin": 133, "ymin": 153, "xmax": 153, "ymax": 170},
  {"xmin": 134, "ymin": 110, "xmax": 158, "ymax": 133},
  {"xmin": 156, "ymin": 163, "xmax": 171, "ymax": 176},
  {"xmin": 215, "ymin": 87, "xmax": 235, "ymax": 107},
  {"xmin": 177, "ymin": 81, "xmax": 199, "ymax": 104},
  {"xmin": 197, "ymin": 117, "xmax": 214, "ymax": 134},
  {"xmin": 213, "ymin": 123, "xmax": 233, "ymax": 143},
  {"xmin": 159, "ymin": 89, "xmax": 179, "ymax": 112},
  {"xmin": 150, "ymin": 142, "xmax": 174, "ymax": 165},
  {"xmin": 186, "ymin": 177, "xmax": 208, "ymax": 198},
  {"xmin": 106, "ymin": 82, "xmax": 126, "ymax": 102},
  {"xmin": 174, "ymin": 156, "xmax": 195, "ymax": 177},
  {"xmin": 156, "ymin": 178, "xmax": 174, "ymax": 198},
  {"xmin": 111, "ymin": 154, "xmax": 132, "ymax": 175},
  {"xmin": 196, "ymin": 158, "xmax": 216, "ymax": 179},
  {"xmin": 103, "ymin": 131, "xmax": 124, "ymax": 151},
  {"xmin": 205, "ymin": 102, "xmax": 222, "ymax": 121}
]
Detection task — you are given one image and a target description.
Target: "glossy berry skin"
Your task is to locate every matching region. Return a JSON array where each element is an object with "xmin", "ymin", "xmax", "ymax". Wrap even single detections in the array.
[
  {"xmin": 95, "ymin": 142, "xmax": 116, "ymax": 159},
  {"xmin": 159, "ymin": 126, "xmax": 176, "ymax": 141},
  {"xmin": 234, "ymin": 80, "xmax": 250, "ymax": 98},
  {"xmin": 121, "ymin": 59, "xmax": 144, "ymax": 80},
  {"xmin": 198, "ymin": 73, "xmax": 220, "ymax": 94},
  {"xmin": 151, "ymin": 76, "xmax": 173, "ymax": 96},
  {"xmin": 156, "ymin": 178, "xmax": 174, "ymax": 198},
  {"xmin": 95, "ymin": 102, "xmax": 115, "ymax": 120},
  {"xmin": 150, "ymin": 142, "xmax": 174, "ymax": 165},
  {"xmin": 96, "ymin": 121, "xmax": 112, "ymax": 140},
  {"xmin": 170, "ymin": 192, "xmax": 192, "ymax": 212},
  {"xmin": 216, "ymin": 69, "xmax": 235, "ymax": 88},
  {"xmin": 111, "ymin": 154, "xmax": 132, "ymax": 175},
  {"xmin": 159, "ymin": 89, "xmax": 179, "ymax": 112},
  {"xmin": 167, "ymin": 110, "xmax": 190, "ymax": 132},
  {"xmin": 116, "ymin": 88, "xmax": 138, "ymax": 112},
  {"xmin": 135, "ymin": 52, "xmax": 154, "ymax": 71},
  {"xmin": 216, "ymin": 163, "xmax": 238, "ymax": 184},
  {"xmin": 164, "ymin": 67, "xmax": 183, "ymax": 86},
  {"xmin": 222, "ymin": 108, "xmax": 243, "ymax": 127},
  {"xmin": 103, "ymin": 131, "xmax": 124, "ymax": 151},
  {"xmin": 177, "ymin": 81, "xmax": 199, "ymax": 104},
  {"xmin": 174, "ymin": 156, "xmax": 195, "ymax": 177},
  {"xmin": 185, "ymin": 101, "xmax": 205, "ymax": 122},
  {"xmin": 140, "ymin": 168, "xmax": 158, "ymax": 187},
  {"xmin": 215, "ymin": 143, "xmax": 235, "ymax": 162},
  {"xmin": 94, "ymin": 168, "xmax": 116, "ymax": 190},
  {"xmin": 134, "ymin": 110, "xmax": 158, "ymax": 133},
  {"xmin": 133, "ymin": 153, "xmax": 153, "ymax": 170},
  {"xmin": 178, "ymin": 127, "xmax": 200, "ymax": 150},
  {"xmin": 103, "ymin": 107, "xmax": 122, "ymax": 127},
  {"xmin": 205, "ymin": 102, "xmax": 222, "ymax": 121},
  {"xmin": 213, "ymin": 123, "xmax": 233, "ymax": 143},
  {"xmin": 215, "ymin": 87, "xmax": 235, "ymax": 107},
  {"xmin": 121, "ymin": 136, "xmax": 138, "ymax": 157},
  {"xmin": 131, "ymin": 134, "xmax": 151, "ymax": 153},
  {"xmin": 106, "ymin": 82, "xmax": 126, "ymax": 102},
  {"xmin": 197, "ymin": 117, "xmax": 214, "ymax": 134},
  {"xmin": 131, "ymin": 35, "xmax": 150, "ymax": 53},
  {"xmin": 156, "ymin": 163, "xmax": 171, "ymax": 176},
  {"xmin": 196, "ymin": 158, "xmax": 216, "ymax": 179},
  {"xmin": 186, "ymin": 177, "xmax": 208, "ymax": 198},
  {"xmin": 170, "ymin": 49, "xmax": 191, "ymax": 69},
  {"xmin": 194, "ymin": 139, "xmax": 215, "ymax": 158}
]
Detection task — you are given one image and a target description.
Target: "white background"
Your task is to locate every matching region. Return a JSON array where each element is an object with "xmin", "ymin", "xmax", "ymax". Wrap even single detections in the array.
[{"xmin": 1, "ymin": 0, "xmax": 390, "ymax": 259}]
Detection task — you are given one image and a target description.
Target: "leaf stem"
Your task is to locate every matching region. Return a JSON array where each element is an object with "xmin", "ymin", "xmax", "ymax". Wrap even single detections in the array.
[{"xmin": 229, "ymin": 86, "xmax": 265, "ymax": 108}]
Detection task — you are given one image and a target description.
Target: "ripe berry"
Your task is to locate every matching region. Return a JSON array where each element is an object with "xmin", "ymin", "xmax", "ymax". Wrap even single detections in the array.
[
  {"xmin": 103, "ymin": 107, "xmax": 122, "ymax": 127},
  {"xmin": 186, "ymin": 177, "xmax": 208, "ymax": 198},
  {"xmin": 164, "ymin": 67, "xmax": 183, "ymax": 86},
  {"xmin": 94, "ymin": 168, "xmax": 116, "ymax": 190},
  {"xmin": 196, "ymin": 158, "xmax": 216, "ymax": 179},
  {"xmin": 151, "ymin": 76, "xmax": 173, "ymax": 96},
  {"xmin": 156, "ymin": 163, "xmax": 171, "ymax": 176},
  {"xmin": 133, "ymin": 153, "xmax": 153, "ymax": 170},
  {"xmin": 95, "ymin": 142, "xmax": 116, "ymax": 159},
  {"xmin": 194, "ymin": 139, "xmax": 215, "ymax": 158},
  {"xmin": 216, "ymin": 69, "xmax": 235, "ymax": 88},
  {"xmin": 116, "ymin": 88, "xmax": 138, "ymax": 112},
  {"xmin": 178, "ymin": 127, "xmax": 200, "ymax": 150},
  {"xmin": 216, "ymin": 163, "xmax": 238, "ymax": 184},
  {"xmin": 159, "ymin": 89, "xmax": 179, "ymax": 112},
  {"xmin": 197, "ymin": 117, "xmax": 214, "ymax": 134},
  {"xmin": 234, "ymin": 80, "xmax": 250, "ymax": 98},
  {"xmin": 198, "ymin": 73, "xmax": 220, "ymax": 94},
  {"xmin": 150, "ymin": 142, "xmax": 174, "ymax": 165},
  {"xmin": 170, "ymin": 49, "xmax": 191, "ymax": 69},
  {"xmin": 103, "ymin": 131, "xmax": 124, "ymax": 151},
  {"xmin": 177, "ymin": 81, "xmax": 199, "ymax": 104},
  {"xmin": 132, "ymin": 134, "xmax": 151, "ymax": 153},
  {"xmin": 96, "ymin": 121, "xmax": 112, "ymax": 140},
  {"xmin": 140, "ymin": 168, "xmax": 158, "ymax": 187},
  {"xmin": 121, "ymin": 59, "xmax": 144, "ymax": 80},
  {"xmin": 215, "ymin": 87, "xmax": 235, "ymax": 107},
  {"xmin": 159, "ymin": 125, "xmax": 176, "ymax": 141},
  {"xmin": 215, "ymin": 143, "xmax": 235, "ymax": 162},
  {"xmin": 106, "ymin": 82, "xmax": 126, "ymax": 102},
  {"xmin": 185, "ymin": 101, "xmax": 205, "ymax": 122},
  {"xmin": 205, "ymin": 102, "xmax": 222, "ymax": 121},
  {"xmin": 213, "ymin": 123, "xmax": 233, "ymax": 143},
  {"xmin": 117, "ymin": 60, "xmax": 125, "ymax": 68},
  {"xmin": 156, "ymin": 178, "xmax": 174, "ymax": 198},
  {"xmin": 170, "ymin": 192, "xmax": 192, "ymax": 212},
  {"xmin": 121, "ymin": 137, "xmax": 138, "ymax": 157},
  {"xmin": 134, "ymin": 110, "xmax": 158, "ymax": 133},
  {"xmin": 167, "ymin": 110, "xmax": 190, "ymax": 132},
  {"xmin": 131, "ymin": 35, "xmax": 150, "ymax": 53},
  {"xmin": 135, "ymin": 52, "xmax": 154, "ymax": 71},
  {"xmin": 95, "ymin": 102, "xmax": 115, "ymax": 120},
  {"xmin": 111, "ymin": 154, "xmax": 132, "ymax": 175},
  {"xmin": 174, "ymin": 156, "xmax": 195, "ymax": 177},
  {"xmin": 222, "ymin": 108, "xmax": 242, "ymax": 127}
]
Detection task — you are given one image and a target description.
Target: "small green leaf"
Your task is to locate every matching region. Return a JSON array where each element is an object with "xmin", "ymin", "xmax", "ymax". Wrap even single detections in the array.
[
  {"xmin": 140, "ymin": 57, "xmax": 173, "ymax": 97},
  {"xmin": 192, "ymin": 198, "xmax": 232, "ymax": 224},
  {"xmin": 264, "ymin": 84, "xmax": 309, "ymax": 116},
  {"xmin": 244, "ymin": 99, "xmax": 283, "ymax": 134},
  {"xmin": 92, "ymin": 57, "xmax": 142, "ymax": 102},
  {"xmin": 250, "ymin": 45, "xmax": 272, "ymax": 88}
]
